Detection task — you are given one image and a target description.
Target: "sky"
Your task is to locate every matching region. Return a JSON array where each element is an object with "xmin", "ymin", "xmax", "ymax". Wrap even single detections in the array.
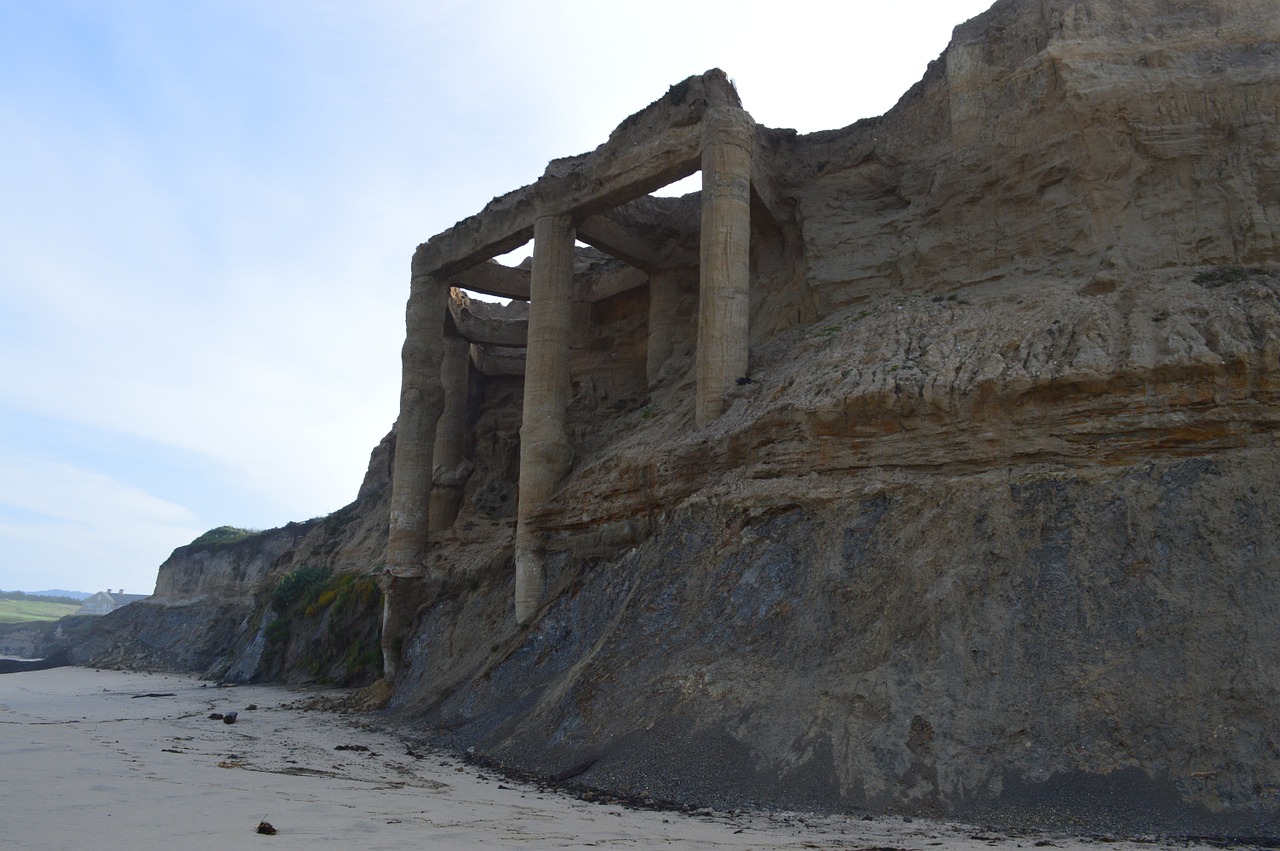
[{"xmin": 0, "ymin": 0, "xmax": 996, "ymax": 595}]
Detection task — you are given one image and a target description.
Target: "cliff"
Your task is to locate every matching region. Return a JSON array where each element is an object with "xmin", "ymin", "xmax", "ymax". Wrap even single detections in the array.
[
  {"xmin": 50, "ymin": 431, "xmax": 396, "ymax": 684},
  {"xmin": 62, "ymin": 0, "xmax": 1280, "ymax": 836}
]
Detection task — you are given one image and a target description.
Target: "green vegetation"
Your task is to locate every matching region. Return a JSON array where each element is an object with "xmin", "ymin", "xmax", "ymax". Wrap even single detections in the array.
[
  {"xmin": 189, "ymin": 526, "xmax": 259, "ymax": 547},
  {"xmin": 264, "ymin": 616, "xmax": 291, "ymax": 643},
  {"xmin": 337, "ymin": 638, "xmax": 383, "ymax": 680},
  {"xmin": 270, "ymin": 565, "xmax": 331, "ymax": 615},
  {"xmin": 261, "ymin": 567, "xmax": 383, "ymax": 685},
  {"xmin": 0, "ymin": 598, "xmax": 81, "ymax": 624},
  {"xmin": 302, "ymin": 572, "xmax": 380, "ymax": 620}
]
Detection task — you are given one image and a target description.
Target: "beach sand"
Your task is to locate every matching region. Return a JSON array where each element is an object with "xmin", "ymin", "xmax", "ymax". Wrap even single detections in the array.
[{"xmin": 0, "ymin": 667, "xmax": 1235, "ymax": 850}]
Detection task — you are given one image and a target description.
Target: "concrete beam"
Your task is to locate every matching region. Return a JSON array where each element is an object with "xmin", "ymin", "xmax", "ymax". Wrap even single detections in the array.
[
  {"xmin": 450, "ymin": 260, "xmax": 531, "ymax": 301},
  {"xmin": 587, "ymin": 264, "xmax": 649, "ymax": 303},
  {"xmin": 470, "ymin": 344, "xmax": 526, "ymax": 377},
  {"xmin": 578, "ymin": 194, "xmax": 701, "ymax": 273},
  {"xmin": 451, "ymin": 252, "xmax": 651, "ymax": 311},
  {"xmin": 415, "ymin": 70, "xmax": 740, "ymax": 278},
  {"xmin": 415, "ymin": 131, "xmax": 698, "ymax": 279},
  {"xmin": 448, "ymin": 288, "xmax": 529, "ymax": 346}
]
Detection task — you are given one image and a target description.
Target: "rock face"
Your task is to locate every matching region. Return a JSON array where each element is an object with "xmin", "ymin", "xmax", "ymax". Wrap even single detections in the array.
[
  {"xmin": 776, "ymin": 0, "xmax": 1279, "ymax": 311},
  {"xmin": 380, "ymin": 0, "xmax": 1280, "ymax": 834},
  {"xmin": 392, "ymin": 267, "xmax": 1280, "ymax": 835},
  {"xmin": 64, "ymin": 0, "xmax": 1280, "ymax": 836}
]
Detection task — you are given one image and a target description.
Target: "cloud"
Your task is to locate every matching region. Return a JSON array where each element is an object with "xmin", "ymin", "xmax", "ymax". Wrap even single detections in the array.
[{"xmin": 0, "ymin": 454, "xmax": 203, "ymax": 594}]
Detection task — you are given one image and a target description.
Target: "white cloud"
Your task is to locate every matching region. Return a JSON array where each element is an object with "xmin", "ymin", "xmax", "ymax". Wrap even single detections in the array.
[
  {"xmin": 0, "ymin": 456, "xmax": 203, "ymax": 594},
  {"xmin": 0, "ymin": 458, "xmax": 192, "ymax": 528}
]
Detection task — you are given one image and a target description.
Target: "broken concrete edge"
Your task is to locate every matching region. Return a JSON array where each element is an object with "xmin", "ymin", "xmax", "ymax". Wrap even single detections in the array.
[
  {"xmin": 448, "ymin": 288, "xmax": 528, "ymax": 347},
  {"xmin": 411, "ymin": 69, "xmax": 761, "ymax": 281},
  {"xmin": 446, "ymin": 264, "xmax": 643, "ymax": 354},
  {"xmin": 470, "ymin": 343, "xmax": 526, "ymax": 377},
  {"xmin": 579, "ymin": 198, "xmax": 701, "ymax": 274}
]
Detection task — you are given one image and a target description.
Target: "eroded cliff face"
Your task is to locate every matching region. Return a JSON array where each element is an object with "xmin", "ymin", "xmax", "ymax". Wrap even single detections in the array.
[
  {"xmin": 381, "ymin": 0, "xmax": 1280, "ymax": 833},
  {"xmin": 771, "ymin": 0, "xmax": 1279, "ymax": 319},
  {"xmin": 391, "ymin": 265, "xmax": 1280, "ymax": 834},
  {"xmin": 406, "ymin": 454, "xmax": 1280, "ymax": 827},
  {"xmin": 66, "ymin": 0, "xmax": 1280, "ymax": 834}
]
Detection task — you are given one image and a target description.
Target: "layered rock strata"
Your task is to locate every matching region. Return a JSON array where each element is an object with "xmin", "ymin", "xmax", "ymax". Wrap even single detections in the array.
[{"xmin": 392, "ymin": 265, "xmax": 1280, "ymax": 835}]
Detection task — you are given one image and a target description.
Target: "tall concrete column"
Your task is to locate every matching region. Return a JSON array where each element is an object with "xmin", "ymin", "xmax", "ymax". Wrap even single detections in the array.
[
  {"xmin": 514, "ymin": 213, "xmax": 576, "ymax": 624},
  {"xmin": 696, "ymin": 106, "xmax": 754, "ymax": 427},
  {"xmin": 388, "ymin": 265, "xmax": 449, "ymax": 567},
  {"xmin": 647, "ymin": 269, "xmax": 681, "ymax": 386},
  {"xmin": 429, "ymin": 328, "xmax": 471, "ymax": 531},
  {"xmin": 383, "ymin": 259, "xmax": 447, "ymax": 678},
  {"xmin": 377, "ymin": 571, "xmax": 425, "ymax": 680}
]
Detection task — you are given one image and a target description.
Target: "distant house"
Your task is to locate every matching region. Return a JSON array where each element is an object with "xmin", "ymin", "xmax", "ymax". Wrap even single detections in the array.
[{"xmin": 77, "ymin": 589, "xmax": 150, "ymax": 616}]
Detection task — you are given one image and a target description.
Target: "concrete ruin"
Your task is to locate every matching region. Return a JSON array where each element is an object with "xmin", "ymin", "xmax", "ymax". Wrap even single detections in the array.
[{"xmin": 382, "ymin": 70, "xmax": 785, "ymax": 666}]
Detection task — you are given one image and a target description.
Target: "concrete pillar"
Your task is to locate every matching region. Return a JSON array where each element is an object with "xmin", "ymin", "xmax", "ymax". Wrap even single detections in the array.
[
  {"xmin": 514, "ymin": 214, "xmax": 576, "ymax": 624},
  {"xmin": 388, "ymin": 266, "xmax": 448, "ymax": 567},
  {"xmin": 383, "ymin": 261, "xmax": 447, "ymax": 678},
  {"xmin": 646, "ymin": 269, "xmax": 681, "ymax": 386},
  {"xmin": 428, "ymin": 328, "xmax": 471, "ymax": 531},
  {"xmin": 377, "ymin": 570, "xmax": 426, "ymax": 680},
  {"xmin": 696, "ymin": 106, "xmax": 754, "ymax": 427}
]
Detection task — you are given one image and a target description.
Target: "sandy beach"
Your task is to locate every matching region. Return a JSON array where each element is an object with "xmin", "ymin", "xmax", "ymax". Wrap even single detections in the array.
[{"xmin": 0, "ymin": 667, "xmax": 1244, "ymax": 850}]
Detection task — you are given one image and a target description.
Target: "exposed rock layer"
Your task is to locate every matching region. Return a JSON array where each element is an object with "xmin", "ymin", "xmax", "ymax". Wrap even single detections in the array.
[{"xmin": 388, "ymin": 266, "xmax": 1280, "ymax": 835}]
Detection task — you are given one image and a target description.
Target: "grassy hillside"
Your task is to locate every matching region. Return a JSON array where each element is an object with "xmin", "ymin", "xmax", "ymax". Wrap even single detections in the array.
[{"xmin": 0, "ymin": 599, "xmax": 80, "ymax": 624}]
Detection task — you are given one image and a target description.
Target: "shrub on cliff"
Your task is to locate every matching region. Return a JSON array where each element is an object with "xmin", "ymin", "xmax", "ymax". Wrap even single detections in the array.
[
  {"xmin": 270, "ymin": 566, "xmax": 331, "ymax": 615},
  {"xmin": 259, "ymin": 568, "xmax": 382, "ymax": 685}
]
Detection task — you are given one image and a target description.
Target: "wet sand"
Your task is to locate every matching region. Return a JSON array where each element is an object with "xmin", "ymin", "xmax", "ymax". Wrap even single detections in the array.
[{"xmin": 0, "ymin": 668, "xmax": 1241, "ymax": 849}]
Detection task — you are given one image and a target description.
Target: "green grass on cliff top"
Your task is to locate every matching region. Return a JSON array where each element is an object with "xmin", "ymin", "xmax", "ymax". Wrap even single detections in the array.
[
  {"xmin": 0, "ymin": 599, "xmax": 81, "ymax": 624},
  {"xmin": 189, "ymin": 525, "xmax": 259, "ymax": 546}
]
